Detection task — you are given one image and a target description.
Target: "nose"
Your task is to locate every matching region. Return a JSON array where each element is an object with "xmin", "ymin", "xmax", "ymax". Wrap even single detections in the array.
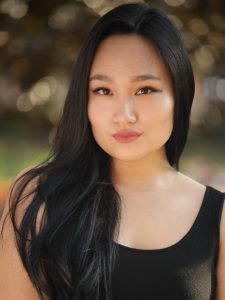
[{"xmin": 112, "ymin": 97, "xmax": 137, "ymax": 124}]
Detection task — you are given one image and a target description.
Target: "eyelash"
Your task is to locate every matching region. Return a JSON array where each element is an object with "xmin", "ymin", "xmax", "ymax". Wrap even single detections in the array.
[{"xmin": 91, "ymin": 86, "xmax": 158, "ymax": 96}]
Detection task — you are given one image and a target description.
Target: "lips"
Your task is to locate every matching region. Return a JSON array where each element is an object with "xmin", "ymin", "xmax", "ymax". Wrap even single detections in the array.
[
  {"xmin": 112, "ymin": 130, "xmax": 142, "ymax": 138},
  {"xmin": 112, "ymin": 130, "xmax": 142, "ymax": 143}
]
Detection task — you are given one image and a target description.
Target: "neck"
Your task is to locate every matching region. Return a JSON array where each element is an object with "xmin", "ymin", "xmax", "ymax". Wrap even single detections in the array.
[{"xmin": 110, "ymin": 148, "xmax": 177, "ymax": 191}]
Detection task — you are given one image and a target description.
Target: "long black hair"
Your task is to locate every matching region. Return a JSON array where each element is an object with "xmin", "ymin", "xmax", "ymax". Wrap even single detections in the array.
[{"xmin": 1, "ymin": 2, "xmax": 195, "ymax": 300}]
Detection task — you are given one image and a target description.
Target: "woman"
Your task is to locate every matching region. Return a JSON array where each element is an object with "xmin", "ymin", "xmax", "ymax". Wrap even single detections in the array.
[{"xmin": 0, "ymin": 2, "xmax": 224, "ymax": 300}]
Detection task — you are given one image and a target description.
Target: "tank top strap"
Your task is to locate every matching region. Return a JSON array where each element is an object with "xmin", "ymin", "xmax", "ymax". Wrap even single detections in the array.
[{"xmin": 204, "ymin": 185, "xmax": 225, "ymax": 239}]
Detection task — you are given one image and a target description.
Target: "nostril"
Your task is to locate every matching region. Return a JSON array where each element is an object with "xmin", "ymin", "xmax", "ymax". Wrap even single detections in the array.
[{"xmin": 112, "ymin": 112, "xmax": 137, "ymax": 124}]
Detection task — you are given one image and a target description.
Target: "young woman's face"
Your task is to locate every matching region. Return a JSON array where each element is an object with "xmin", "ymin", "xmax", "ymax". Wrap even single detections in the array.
[{"xmin": 88, "ymin": 34, "xmax": 174, "ymax": 162}]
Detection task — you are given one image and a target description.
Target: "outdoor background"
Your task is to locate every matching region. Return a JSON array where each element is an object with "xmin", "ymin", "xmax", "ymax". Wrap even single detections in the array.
[{"xmin": 0, "ymin": 0, "xmax": 225, "ymax": 213}]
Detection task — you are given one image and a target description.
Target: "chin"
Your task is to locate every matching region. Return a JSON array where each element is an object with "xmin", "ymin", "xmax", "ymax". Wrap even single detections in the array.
[{"xmin": 105, "ymin": 149, "xmax": 148, "ymax": 162}]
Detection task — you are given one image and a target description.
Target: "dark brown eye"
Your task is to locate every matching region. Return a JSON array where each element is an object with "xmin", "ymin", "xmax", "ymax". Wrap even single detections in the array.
[
  {"xmin": 92, "ymin": 88, "xmax": 111, "ymax": 95},
  {"xmin": 136, "ymin": 87, "xmax": 156, "ymax": 95}
]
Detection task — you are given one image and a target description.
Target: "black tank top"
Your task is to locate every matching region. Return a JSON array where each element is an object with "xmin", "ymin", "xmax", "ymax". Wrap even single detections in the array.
[{"xmin": 111, "ymin": 185, "xmax": 225, "ymax": 300}]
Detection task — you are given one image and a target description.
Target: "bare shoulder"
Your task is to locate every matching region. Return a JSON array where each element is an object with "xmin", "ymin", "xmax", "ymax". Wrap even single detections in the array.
[
  {"xmin": 0, "ymin": 164, "xmax": 45, "ymax": 231},
  {"xmin": 173, "ymin": 171, "xmax": 207, "ymax": 200},
  {"xmin": 0, "ymin": 164, "xmax": 49, "ymax": 300}
]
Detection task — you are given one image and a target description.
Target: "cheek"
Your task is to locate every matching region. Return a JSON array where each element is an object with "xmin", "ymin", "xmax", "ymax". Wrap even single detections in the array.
[
  {"xmin": 87, "ymin": 100, "xmax": 110, "ymax": 129},
  {"xmin": 88, "ymin": 101, "xmax": 99, "ymax": 126},
  {"xmin": 142, "ymin": 96, "xmax": 174, "ymax": 124}
]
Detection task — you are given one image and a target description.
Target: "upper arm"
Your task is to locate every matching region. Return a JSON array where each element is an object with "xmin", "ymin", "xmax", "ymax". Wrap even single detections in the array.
[
  {"xmin": 216, "ymin": 195, "xmax": 225, "ymax": 300},
  {"xmin": 0, "ymin": 166, "xmax": 49, "ymax": 300}
]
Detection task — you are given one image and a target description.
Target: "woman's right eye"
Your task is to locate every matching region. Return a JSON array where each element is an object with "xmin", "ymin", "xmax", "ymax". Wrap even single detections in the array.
[{"xmin": 92, "ymin": 88, "xmax": 111, "ymax": 95}]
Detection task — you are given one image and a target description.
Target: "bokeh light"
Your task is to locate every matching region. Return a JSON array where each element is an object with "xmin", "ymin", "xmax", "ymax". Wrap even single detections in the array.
[
  {"xmin": 164, "ymin": 0, "xmax": 186, "ymax": 7},
  {"xmin": 83, "ymin": 0, "xmax": 105, "ymax": 9},
  {"xmin": 0, "ymin": 31, "xmax": 10, "ymax": 47},
  {"xmin": 189, "ymin": 18, "xmax": 209, "ymax": 36}
]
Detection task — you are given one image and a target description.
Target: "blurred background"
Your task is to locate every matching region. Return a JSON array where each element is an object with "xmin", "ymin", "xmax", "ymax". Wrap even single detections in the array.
[{"xmin": 0, "ymin": 0, "xmax": 225, "ymax": 211}]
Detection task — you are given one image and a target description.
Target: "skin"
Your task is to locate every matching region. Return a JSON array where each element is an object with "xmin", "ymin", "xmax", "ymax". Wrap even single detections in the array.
[
  {"xmin": 88, "ymin": 33, "xmax": 176, "ymax": 190},
  {"xmin": 87, "ymin": 33, "xmax": 206, "ymax": 232}
]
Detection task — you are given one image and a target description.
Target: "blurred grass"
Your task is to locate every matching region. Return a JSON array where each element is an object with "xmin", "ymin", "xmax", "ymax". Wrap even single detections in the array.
[
  {"xmin": 0, "ymin": 137, "xmax": 50, "ymax": 214},
  {"xmin": 0, "ymin": 138, "xmax": 49, "ymax": 181},
  {"xmin": 183, "ymin": 139, "xmax": 225, "ymax": 166}
]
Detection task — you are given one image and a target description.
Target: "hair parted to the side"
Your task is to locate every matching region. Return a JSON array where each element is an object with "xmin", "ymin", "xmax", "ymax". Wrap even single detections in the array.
[{"xmin": 1, "ymin": 2, "xmax": 195, "ymax": 300}]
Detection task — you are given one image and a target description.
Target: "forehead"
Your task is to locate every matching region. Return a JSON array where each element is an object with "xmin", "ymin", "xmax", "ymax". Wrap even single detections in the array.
[{"xmin": 90, "ymin": 34, "xmax": 170, "ymax": 80}]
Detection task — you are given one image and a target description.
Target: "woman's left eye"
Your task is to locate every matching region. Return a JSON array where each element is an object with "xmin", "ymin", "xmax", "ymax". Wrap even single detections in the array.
[{"xmin": 136, "ymin": 87, "xmax": 155, "ymax": 95}]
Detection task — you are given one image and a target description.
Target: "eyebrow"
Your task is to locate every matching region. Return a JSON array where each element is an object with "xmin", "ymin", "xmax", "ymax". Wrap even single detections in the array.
[{"xmin": 89, "ymin": 74, "xmax": 161, "ymax": 82}]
